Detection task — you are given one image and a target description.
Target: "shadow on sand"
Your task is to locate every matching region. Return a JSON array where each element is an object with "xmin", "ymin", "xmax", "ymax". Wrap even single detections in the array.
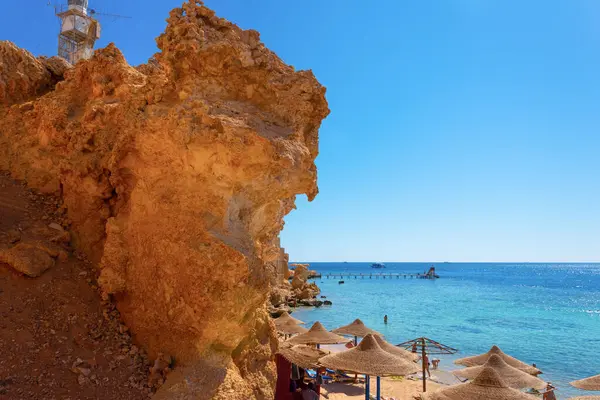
[{"xmin": 322, "ymin": 382, "xmax": 365, "ymax": 396}]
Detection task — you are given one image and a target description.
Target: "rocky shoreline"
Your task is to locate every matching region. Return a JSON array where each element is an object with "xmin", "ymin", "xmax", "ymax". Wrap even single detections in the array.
[{"xmin": 269, "ymin": 263, "xmax": 330, "ymax": 316}]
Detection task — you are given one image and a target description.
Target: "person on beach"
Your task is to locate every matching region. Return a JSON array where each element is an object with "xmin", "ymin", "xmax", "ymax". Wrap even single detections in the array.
[
  {"xmin": 542, "ymin": 383, "xmax": 556, "ymax": 400},
  {"xmin": 301, "ymin": 382, "xmax": 319, "ymax": 400},
  {"xmin": 432, "ymin": 358, "xmax": 440, "ymax": 369},
  {"xmin": 411, "ymin": 342, "xmax": 417, "ymax": 353},
  {"xmin": 384, "ymin": 315, "xmax": 388, "ymax": 324},
  {"xmin": 417, "ymin": 353, "xmax": 431, "ymax": 377},
  {"xmin": 423, "ymin": 353, "xmax": 431, "ymax": 378}
]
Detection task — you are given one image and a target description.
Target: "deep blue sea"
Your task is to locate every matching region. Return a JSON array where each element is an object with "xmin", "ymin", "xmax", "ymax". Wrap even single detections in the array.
[{"xmin": 290, "ymin": 262, "xmax": 600, "ymax": 398}]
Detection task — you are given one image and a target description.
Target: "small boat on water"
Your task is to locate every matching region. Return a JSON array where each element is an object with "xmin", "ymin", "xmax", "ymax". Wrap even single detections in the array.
[
  {"xmin": 371, "ymin": 263, "xmax": 385, "ymax": 269},
  {"xmin": 338, "ymin": 280, "xmax": 345, "ymax": 284}
]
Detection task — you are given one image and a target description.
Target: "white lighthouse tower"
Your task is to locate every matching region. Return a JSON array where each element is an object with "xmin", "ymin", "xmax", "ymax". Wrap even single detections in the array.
[{"xmin": 56, "ymin": 0, "xmax": 101, "ymax": 64}]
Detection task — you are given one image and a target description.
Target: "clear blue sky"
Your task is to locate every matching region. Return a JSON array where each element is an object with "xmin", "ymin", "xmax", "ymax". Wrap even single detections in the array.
[{"xmin": 3, "ymin": 1, "xmax": 600, "ymax": 262}]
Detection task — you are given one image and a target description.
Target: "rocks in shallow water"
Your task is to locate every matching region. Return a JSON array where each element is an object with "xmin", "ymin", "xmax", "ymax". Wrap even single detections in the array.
[
  {"xmin": 298, "ymin": 288, "xmax": 312, "ymax": 300},
  {"xmin": 296, "ymin": 282, "xmax": 320, "ymax": 300},
  {"xmin": 297, "ymin": 299, "xmax": 324, "ymax": 307},
  {"xmin": 273, "ymin": 263, "xmax": 325, "ymax": 311},
  {"xmin": 293, "ymin": 295, "xmax": 332, "ymax": 307}
]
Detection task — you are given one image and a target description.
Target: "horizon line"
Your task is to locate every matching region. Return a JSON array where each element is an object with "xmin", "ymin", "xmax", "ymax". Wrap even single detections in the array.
[{"xmin": 289, "ymin": 261, "xmax": 600, "ymax": 264}]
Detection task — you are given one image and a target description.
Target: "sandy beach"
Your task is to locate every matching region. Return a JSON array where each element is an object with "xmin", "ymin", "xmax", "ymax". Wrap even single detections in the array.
[
  {"xmin": 321, "ymin": 376, "xmax": 443, "ymax": 400},
  {"xmin": 319, "ymin": 367, "xmax": 465, "ymax": 400},
  {"xmin": 317, "ymin": 343, "xmax": 463, "ymax": 399}
]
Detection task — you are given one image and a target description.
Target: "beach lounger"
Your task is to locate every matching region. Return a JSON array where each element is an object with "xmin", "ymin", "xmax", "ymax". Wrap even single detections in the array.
[
  {"xmin": 325, "ymin": 368, "xmax": 350, "ymax": 378},
  {"xmin": 331, "ymin": 370, "xmax": 364, "ymax": 383},
  {"xmin": 305, "ymin": 369, "xmax": 333, "ymax": 382}
]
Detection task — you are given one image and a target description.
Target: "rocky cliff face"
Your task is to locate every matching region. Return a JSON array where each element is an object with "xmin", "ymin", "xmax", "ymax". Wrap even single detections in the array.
[
  {"xmin": 0, "ymin": 1, "xmax": 329, "ymax": 399},
  {"xmin": 0, "ymin": 41, "xmax": 71, "ymax": 106},
  {"xmin": 269, "ymin": 263, "xmax": 322, "ymax": 314}
]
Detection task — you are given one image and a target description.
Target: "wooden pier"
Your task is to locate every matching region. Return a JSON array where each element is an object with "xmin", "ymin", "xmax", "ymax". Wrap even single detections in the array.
[{"xmin": 324, "ymin": 272, "xmax": 438, "ymax": 280}]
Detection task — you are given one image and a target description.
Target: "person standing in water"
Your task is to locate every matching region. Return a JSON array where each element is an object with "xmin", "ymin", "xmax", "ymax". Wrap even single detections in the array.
[
  {"xmin": 384, "ymin": 315, "xmax": 388, "ymax": 324},
  {"xmin": 423, "ymin": 353, "xmax": 431, "ymax": 378}
]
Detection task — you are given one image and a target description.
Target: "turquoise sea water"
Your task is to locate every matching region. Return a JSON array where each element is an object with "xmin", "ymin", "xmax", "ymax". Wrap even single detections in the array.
[{"xmin": 290, "ymin": 262, "xmax": 600, "ymax": 399}]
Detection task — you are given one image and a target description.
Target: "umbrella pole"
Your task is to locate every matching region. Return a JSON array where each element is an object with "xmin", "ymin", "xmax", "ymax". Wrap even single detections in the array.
[
  {"xmin": 376, "ymin": 376, "xmax": 381, "ymax": 400},
  {"xmin": 315, "ymin": 343, "xmax": 321, "ymax": 389},
  {"xmin": 421, "ymin": 338, "xmax": 427, "ymax": 392},
  {"xmin": 354, "ymin": 336, "xmax": 358, "ymax": 382},
  {"xmin": 365, "ymin": 374, "xmax": 370, "ymax": 400}
]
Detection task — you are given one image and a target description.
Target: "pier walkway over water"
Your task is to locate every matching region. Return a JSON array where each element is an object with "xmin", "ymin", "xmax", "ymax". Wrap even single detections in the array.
[{"xmin": 321, "ymin": 272, "xmax": 438, "ymax": 280}]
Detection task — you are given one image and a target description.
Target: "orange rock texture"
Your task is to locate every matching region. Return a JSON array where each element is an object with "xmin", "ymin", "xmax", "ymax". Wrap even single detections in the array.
[
  {"xmin": 0, "ymin": 1, "xmax": 329, "ymax": 398},
  {"xmin": 0, "ymin": 40, "xmax": 71, "ymax": 106}
]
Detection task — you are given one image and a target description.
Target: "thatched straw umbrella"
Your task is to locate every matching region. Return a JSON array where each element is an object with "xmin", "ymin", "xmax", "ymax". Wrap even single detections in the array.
[
  {"xmin": 453, "ymin": 354, "xmax": 546, "ymax": 390},
  {"xmin": 454, "ymin": 345, "xmax": 541, "ymax": 375},
  {"xmin": 373, "ymin": 335, "xmax": 419, "ymax": 362},
  {"xmin": 422, "ymin": 366, "xmax": 538, "ymax": 400},
  {"xmin": 319, "ymin": 334, "xmax": 419, "ymax": 376},
  {"xmin": 286, "ymin": 322, "xmax": 349, "ymax": 346},
  {"xmin": 332, "ymin": 319, "xmax": 382, "ymax": 383},
  {"xmin": 276, "ymin": 319, "xmax": 309, "ymax": 336},
  {"xmin": 319, "ymin": 334, "xmax": 419, "ymax": 400},
  {"xmin": 275, "ymin": 344, "xmax": 330, "ymax": 399},
  {"xmin": 273, "ymin": 311, "xmax": 304, "ymax": 326},
  {"xmin": 277, "ymin": 344, "xmax": 330, "ymax": 369},
  {"xmin": 332, "ymin": 318, "xmax": 381, "ymax": 345},
  {"xmin": 284, "ymin": 322, "xmax": 348, "ymax": 395},
  {"xmin": 572, "ymin": 374, "xmax": 600, "ymax": 391}
]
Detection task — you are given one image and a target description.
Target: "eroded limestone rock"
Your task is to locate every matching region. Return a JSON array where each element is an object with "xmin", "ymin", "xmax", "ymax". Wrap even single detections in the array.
[
  {"xmin": 0, "ymin": 1, "xmax": 328, "ymax": 398},
  {"xmin": 0, "ymin": 41, "xmax": 70, "ymax": 106},
  {"xmin": 0, "ymin": 243, "xmax": 55, "ymax": 277}
]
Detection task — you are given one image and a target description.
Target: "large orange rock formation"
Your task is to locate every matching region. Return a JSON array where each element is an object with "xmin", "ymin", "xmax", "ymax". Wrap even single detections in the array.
[{"xmin": 0, "ymin": 1, "xmax": 329, "ymax": 398}]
